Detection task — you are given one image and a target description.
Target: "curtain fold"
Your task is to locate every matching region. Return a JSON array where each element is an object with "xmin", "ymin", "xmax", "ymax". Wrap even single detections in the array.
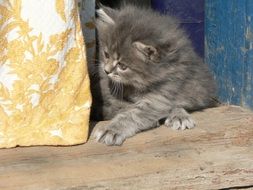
[{"xmin": 0, "ymin": 0, "xmax": 91, "ymax": 148}]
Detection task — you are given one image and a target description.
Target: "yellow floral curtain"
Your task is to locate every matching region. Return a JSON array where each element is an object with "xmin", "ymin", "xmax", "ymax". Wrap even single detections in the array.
[{"xmin": 0, "ymin": 0, "xmax": 91, "ymax": 148}]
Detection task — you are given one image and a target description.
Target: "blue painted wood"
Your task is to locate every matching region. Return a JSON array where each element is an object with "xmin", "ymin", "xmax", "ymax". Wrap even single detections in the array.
[
  {"xmin": 151, "ymin": 0, "xmax": 204, "ymax": 57},
  {"xmin": 206, "ymin": 0, "xmax": 253, "ymax": 109},
  {"xmin": 244, "ymin": 1, "xmax": 253, "ymax": 109}
]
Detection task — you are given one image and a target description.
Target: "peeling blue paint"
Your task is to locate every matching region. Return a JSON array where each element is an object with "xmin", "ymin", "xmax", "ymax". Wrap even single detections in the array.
[{"xmin": 206, "ymin": 0, "xmax": 253, "ymax": 109}]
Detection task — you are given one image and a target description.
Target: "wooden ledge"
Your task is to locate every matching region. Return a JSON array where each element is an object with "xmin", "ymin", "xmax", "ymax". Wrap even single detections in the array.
[{"xmin": 0, "ymin": 106, "xmax": 253, "ymax": 190}]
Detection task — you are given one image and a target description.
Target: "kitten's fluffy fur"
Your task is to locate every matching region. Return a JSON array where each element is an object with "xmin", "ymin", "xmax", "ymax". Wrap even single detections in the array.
[{"xmin": 91, "ymin": 5, "xmax": 216, "ymax": 145}]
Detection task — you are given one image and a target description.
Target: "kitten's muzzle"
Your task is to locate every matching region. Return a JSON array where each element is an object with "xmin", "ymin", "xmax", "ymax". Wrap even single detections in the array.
[
  {"xmin": 104, "ymin": 69, "xmax": 110, "ymax": 74},
  {"xmin": 104, "ymin": 63, "xmax": 114, "ymax": 74}
]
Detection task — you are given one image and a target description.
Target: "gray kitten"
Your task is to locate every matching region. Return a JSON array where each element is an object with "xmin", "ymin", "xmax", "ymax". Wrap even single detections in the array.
[{"xmin": 90, "ymin": 5, "xmax": 216, "ymax": 145}]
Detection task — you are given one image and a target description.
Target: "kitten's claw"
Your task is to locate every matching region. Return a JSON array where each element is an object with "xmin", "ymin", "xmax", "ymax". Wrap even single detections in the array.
[
  {"xmin": 165, "ymin": 116, "xmax": 195, "ymax": 130},
  {"xmin": 164, "ymin": 108, "xmax": 195, "ymax": 130},
  {"xmin": 94, "ymin": 125, "xmax": 126, "ymax": 146}
]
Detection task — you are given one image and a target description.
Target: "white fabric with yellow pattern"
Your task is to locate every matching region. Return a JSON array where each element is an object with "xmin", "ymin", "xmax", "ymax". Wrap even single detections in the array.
[{"xmin": 0, "ymin": 0, "xmax": 91, "ymax": 148}]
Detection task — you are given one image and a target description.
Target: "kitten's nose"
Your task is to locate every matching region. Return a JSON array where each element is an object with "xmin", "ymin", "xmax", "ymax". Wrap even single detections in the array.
[
  {"xmin": 104, "ymin": 69, "xmax": 110, "ymax": 74},
  {"xmin": 104, "ymin": 65, "xmax": 112, "ymax": 74}
]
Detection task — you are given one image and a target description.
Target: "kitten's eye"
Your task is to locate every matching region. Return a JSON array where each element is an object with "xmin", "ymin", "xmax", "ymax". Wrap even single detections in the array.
[
  {"xmin": 117, "ymin": 62, "xmax": 127, "ymax": 71},
  {"xmin": 104, "ymin": 51, "xmax": 109, "ymax": 59}
]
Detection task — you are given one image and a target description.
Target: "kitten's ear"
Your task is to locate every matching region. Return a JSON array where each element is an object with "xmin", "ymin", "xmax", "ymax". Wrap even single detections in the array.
[
  {"xmin": 96, "ymin": 4, "xmax": 117, "ymax": 26},
  {"xmin": 132, "ymin": 42, "xmax": 159, "ymax": 62}
]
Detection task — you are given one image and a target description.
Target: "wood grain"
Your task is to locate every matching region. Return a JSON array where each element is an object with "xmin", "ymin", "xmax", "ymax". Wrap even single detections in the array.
[{"xmin": 0, "ymin": 106, "xmax": 253, "ymax": 190}]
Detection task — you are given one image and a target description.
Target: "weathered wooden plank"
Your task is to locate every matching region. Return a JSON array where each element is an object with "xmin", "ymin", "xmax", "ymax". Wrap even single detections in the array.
[
  {"xmin": 205, "ymin": 0, "xmax": 253, "ymax": 110},
  {"xmin": 0, "ymin": 106, "xmax": 253, "ymax": 190}
]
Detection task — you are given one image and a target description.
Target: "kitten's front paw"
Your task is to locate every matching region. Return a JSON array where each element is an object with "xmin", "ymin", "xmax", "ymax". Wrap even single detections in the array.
[
  {"xmin": 93, "ymin": 124, "xmax": 126, "ymax": 146},
  {"xmin": 164, "ymin": 108, "xmax": 195, "ymax": 130}
]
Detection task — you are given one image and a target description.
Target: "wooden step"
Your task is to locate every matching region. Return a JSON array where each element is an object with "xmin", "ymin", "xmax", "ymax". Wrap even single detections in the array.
[{"xmin": 0, "ymin": 106, "xmax": 253, "ymax": 190}]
